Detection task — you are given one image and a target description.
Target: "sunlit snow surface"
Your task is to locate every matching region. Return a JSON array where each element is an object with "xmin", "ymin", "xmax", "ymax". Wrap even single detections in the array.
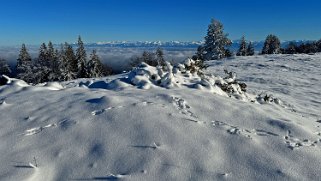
[{"xmin": 0, "ymin": 54, "xmax": 320, "ymax": 181}]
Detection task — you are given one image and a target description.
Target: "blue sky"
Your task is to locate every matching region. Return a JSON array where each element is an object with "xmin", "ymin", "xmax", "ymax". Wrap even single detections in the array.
[{"xmin": 0, "ymin": 0, "xmax": 320, "ymax": 45}]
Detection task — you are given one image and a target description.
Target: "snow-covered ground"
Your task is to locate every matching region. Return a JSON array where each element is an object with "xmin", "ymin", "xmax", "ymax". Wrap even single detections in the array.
[{"xmin": 0, "ymin": 54, "xmax": 320, "ymax": 181}]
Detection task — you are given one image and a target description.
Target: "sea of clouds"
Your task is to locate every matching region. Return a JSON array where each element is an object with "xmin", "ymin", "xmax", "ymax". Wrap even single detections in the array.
[{"xmin": 0, "ymin": 46, "xmax": 196, "ymax": 73}]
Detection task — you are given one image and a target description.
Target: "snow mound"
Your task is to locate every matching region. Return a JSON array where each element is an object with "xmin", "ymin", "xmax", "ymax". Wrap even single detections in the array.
[
  {"xmin": 35, "ymin": 82, "xmax": 64, "ymax": 90},
  {"xmin": 125, "ymin": 60, "xmax": 264, "ymax": 103},
  {"xmin": 1, "ymin": 54, "xmax": 321, "ymax": 180}
]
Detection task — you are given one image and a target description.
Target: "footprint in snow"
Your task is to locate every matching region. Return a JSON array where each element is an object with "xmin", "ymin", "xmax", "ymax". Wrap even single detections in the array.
[
  {"xmin": 171, "ymin": 96, "xmax": 197, "ymax": 118},
  {"xmin": 23, "ymin": 123, "xmax": 56, "ymax": 136},
  {"xmin": 211, "ymin": 120, "xmax": 279, "ymax": 139},
  {"xmin": 22, "ymin": 119, "xmax": 76, "ymax": 136},
  {"xmin": 91, "ymin": 101, "xmax": 157, "ymax": 116},
  {"xmin": 284, "ymin": 130, "xmax": 318, "ymax": 150}
]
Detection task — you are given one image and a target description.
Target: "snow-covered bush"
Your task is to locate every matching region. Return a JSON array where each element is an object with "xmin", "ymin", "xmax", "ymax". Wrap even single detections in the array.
[{"xmin": 125, "ymin": 59, "xmax": 251, "ymax": 101}]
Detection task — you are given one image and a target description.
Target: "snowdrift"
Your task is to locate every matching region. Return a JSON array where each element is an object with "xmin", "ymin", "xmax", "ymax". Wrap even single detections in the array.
[{"xmin": 0, "ymin": 54, "xmax": 321, "ymax": 181}]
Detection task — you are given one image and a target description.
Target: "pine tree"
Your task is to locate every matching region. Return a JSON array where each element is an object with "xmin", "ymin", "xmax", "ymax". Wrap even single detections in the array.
[
  {"xmin": 47, "ymin": 41, "xmax": 60, "ymax": 81},
  {"xmin": 142, "ymin": 51, "xmax": 157, "ymax": 66},
  {"xmin": 58, "ymin": 44, "xmax": 68, "ymax": 80},
  {"xmin": 261, "ymin": 34, "xmax": 281, "ymax": 54},
  {"xmin": 155, "ymin": 48, "xmax": 166, "ymax": 66},
  {"xmin": 38, "ymin": 43, "xmax": 48, "ymax": 66},
  {"xmin": 64, "ymin": 43, "xmax": 77, "ymax": 80},
  {"xmin": 87, "ymin": 50, "xmax": 105, "ymax": 77},
  {"xmin": 247, "ymin": 41, "xmax": 255, "ymax": 56},
  {"xmin": 236, "ymin": 36, "xmax": 247, "ymax": 56},
  {"xmin": 47, "ymin": 41, "xmax": 55, "ymax": 59},
  {"xmin": 0, "ymin": 58, "xmax": 11, "ymax": 76},
  {"xmin": 16, "ymin": 44, "xmax": 33, "ymax": 82},
  {"xmin": 34, "ymin": 43, "xmax": 51, "ymax": 83},
  {"xmin": 202, "ymin": 19, "xmax": 231, "ymax": 60},
  {"xmin": 76, "ymin": 36, "xmax": 87, "ymax": 78}
]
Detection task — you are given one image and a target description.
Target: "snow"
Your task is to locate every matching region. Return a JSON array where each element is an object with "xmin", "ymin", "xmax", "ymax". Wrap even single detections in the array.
[{"xmin": 0, "ymin": 54, "xmax": 321, "ymax": 180}]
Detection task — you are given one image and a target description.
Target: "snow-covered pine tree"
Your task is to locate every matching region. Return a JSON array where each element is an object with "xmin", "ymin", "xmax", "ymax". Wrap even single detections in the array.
[
  {"xmin": 76, "ymin": 36, "xmax": 87, "ymax": 78},
  {"xmin": 261, "ymin": 34, "xmax": 281, "ymax": 54},
  {"xmin": 155, "ymin": 48, "xmax": 166, "ymax": 67},
  {"xmin": 47, "ymin": 41, "xmax": 60, "ymax": 81},
  {"xmin": 38, "ymin": 43, "xmax": 48, "ymax": 66},
  {"xmin": 16, "ymin": 44, "xmax": 33, "ymax": 82},
  {"xmin": 87, "ymin": 50, "xmax": 105, "ymax": 77},
  {"xmin": 0, "ymin": 58, "xmax": 11, "ymax": 76},
  {"xmin": 64, "ymin": 43, "xmax": 77, "ymax": 80},
  {"xmin": 142, "ymin": 51, "xmax": 157, "ymax": 66},
  {"xmin": 58, "ymin": 44, "xmax": 69, "ymax": 81},
  {"xmin": 247, "ymin": 41, "xmax": 255, "ymax": 56},
  {"xmin": 236, "ymin": 36, "xmax": 247, "ymax": 56},
  {"xmin": 202, "ymin": 19, "xmax": 231, "ymax": 60},
  {"xmin": 34, "ymin": 43, "xmax": 51, "ymax": 83}
]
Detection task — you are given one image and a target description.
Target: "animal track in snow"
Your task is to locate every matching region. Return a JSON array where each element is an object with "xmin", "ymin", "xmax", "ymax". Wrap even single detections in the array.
[
  {"xmin": 23, "ymin": 123, "xmax": 56, "ymax": 136},
  {"xmin": 171, "ymin": 96, "xmax": 197, "ymax": 118},
  {"xmin": 91, "ymin": 101, "xmax": 158, "ymax": 116},
  {"xmin": 211, "ymin": 121, "xmax": 279, "ymax": 139},
  {"xmin": 284, "ymin": 130, "xmax": 318, "ymax": 150},
  {"xmin": 22, "ymin": 119, "xmax": 77, "ymax": 136}
]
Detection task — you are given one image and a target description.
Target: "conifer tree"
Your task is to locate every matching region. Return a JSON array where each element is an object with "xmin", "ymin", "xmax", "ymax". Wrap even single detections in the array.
[
  {"xmin": 58, "ymin": 44, "xmax": 68, "ymax": 80},
  {"xmin": 142, "ymin": 51, "xmax": 157, "ymax": 66},
  {"xmin": 202, "ymin": 19, "xmax": 231, "ymax": 60},
  {"xmin": 87, "ymin": 50, "xmax": 105, "ymax": 77},
  {"xmin": 64, "ymin": 43, "xmax": 77, "ymax": 80},
  {"xmin": 16, "ymin": 44, "xmax": 33, "ymax": 82},
  {"xmin": 76, "ymin": 36, "xmax": 87, "ymax": 78},
  {"xmin": 47, "ymin": 41, "xmax": 60, "ymax": 81},
  {"xmin": 34, "ymin": 43, "xmax": 51, "ymax": 83},
  {"xmin": 38, "ymin": 43, "xmax": 48, "ymax": 66},
  {"xmin": 261, "ymin": 34, "xmax": 281, "ymax": 54},
  {"xmin": 247, "ymin": 41, "xmax": 255, "ymax": 56},
  {"xmin": 236, "ymin": 36, "xmax": 247, "ymax": 56},
  {"xmin": 0, "ymin": 58, "xmax": 11, "ymax": 76},
  {"xmin": 155, "ymin": 48, "xmax": 166, "ymax": 66}
]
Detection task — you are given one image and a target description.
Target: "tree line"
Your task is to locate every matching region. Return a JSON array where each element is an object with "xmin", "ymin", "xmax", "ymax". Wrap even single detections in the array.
[
  {"xmin": 1, "ymin": 36, "xmax": 112, "ymax": 84},
  {"xmin": 193, "ymin": 19, "xmax": 321, "ymax": 61},
  {"xmin": 1, "ymin": 18, "xmax": 321, "ymax": 82}
]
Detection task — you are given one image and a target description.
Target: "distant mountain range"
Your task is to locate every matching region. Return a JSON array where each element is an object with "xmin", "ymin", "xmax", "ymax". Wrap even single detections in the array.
[{"xmin": 84, "ymin": 40, "xmax": 314, "ymax": 51}]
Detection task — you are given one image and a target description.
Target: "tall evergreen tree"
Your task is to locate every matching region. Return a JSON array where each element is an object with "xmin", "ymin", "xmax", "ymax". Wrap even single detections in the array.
[
  {"xmin": 38, "ymin": 43, "xmax": 48, "ymax": 66},
  {"xmin": 0, "ymin": 58, "xmax": 11, "ymax": 76},
  {"xmin": 34, "ymin": 43, "xmax": 51, "ymax": 83},
  {"xmin": 261, "ymin": 34, "xmax": 281, "ymax": 54},
  {"xmin": 64, "ymin": 43, "xmax": 77, "ymax": 80},
  {"xmin": 16, "ymin": 44, "xmax": 33, "ymax": 82},
  {"xmin": 76, "ymin": 36, "xmax": 87, "ymax": 78},
  {"xmin": 87, "ymin": 50, "xmax": 105, "ymax": 77},
  {"xmin": 202, "ymin": 19, "xmax": 231, "ymax": 60},
  {"xmin": 58, "ymin": 44, "xmax": 68, "ymax": 81},
  {"xmin": 236, "ymin": 36, "xmax": 247, "ymax": 56},
  {"xmin": 47, "ymin": 41, "xmax": 60, "ymax": 81},
  {"xmin": 247, "ymin": 41, "xmax": 255, "ymax": 56}
]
